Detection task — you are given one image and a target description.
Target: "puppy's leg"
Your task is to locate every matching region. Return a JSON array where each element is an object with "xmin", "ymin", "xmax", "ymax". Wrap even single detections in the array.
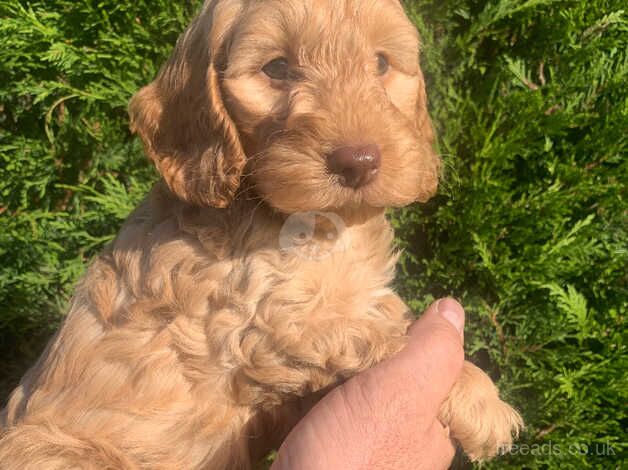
[
  {"xmin": 235, "ymin": 295, "xmax": 412, "ymax": 466},
  {"xmin": 439, "ymin": 361, "xmax": 523, "ymax": 461}
]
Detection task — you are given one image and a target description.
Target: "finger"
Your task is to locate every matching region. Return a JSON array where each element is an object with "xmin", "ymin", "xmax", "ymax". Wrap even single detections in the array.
[
  {"xmin": 357, "ymin": 298, "xmax": 465, "ymax": 419},
  {"xmin": 401, "ymin": 298, "xmax": 466, "ymax": 413},
  {"xmin": 424, "ymin": 419, "xmax": 458, "ymax": 469},
  {"xmin": 410, "ymin": 297, "xmax": 465, "ymax": 342}
]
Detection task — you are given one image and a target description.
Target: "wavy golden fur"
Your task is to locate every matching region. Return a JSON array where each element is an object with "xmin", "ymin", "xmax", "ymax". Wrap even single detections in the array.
[{"xmin": 0, "ymin": 0, "xmax": 522, "ymax": 468}]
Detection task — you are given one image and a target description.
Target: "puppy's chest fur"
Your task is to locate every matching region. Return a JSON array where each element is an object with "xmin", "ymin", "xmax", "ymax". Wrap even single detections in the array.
[
  {"xmin": 5, "ymin": 185, "xmax": 410, "ymax": 466},
  {"xmin": 102, "ymin": 186, "xmax": 409, "ymax": 393}
]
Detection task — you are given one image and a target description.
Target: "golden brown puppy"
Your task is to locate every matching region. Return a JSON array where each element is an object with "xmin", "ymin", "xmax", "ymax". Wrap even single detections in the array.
[{"xmin": 0, "ymin": 0, "xmax": 522, "ymax": 468}]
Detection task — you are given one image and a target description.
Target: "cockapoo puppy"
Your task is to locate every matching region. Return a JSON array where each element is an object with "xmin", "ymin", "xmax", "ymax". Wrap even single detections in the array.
[{"xmin": 0, "ymin": 0, "xmax": 522, "ymax": 468}]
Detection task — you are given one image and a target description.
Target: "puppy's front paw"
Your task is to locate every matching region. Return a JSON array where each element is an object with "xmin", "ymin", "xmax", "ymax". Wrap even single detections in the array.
[{"xmin": 440, "ymin": 361, "xmax": 523, "ymax": 461}]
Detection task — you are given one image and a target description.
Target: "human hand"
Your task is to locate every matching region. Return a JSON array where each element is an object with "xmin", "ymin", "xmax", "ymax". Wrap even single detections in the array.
[{"xmin": 271, "ymin": 298, "xmax": 466, "ymax": 470}]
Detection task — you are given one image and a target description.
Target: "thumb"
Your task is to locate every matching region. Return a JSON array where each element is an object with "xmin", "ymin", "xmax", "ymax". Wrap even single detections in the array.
[
  {"xmin": 402, "ymin": 298, "xmax": 466, "ymax": 414},
  {"xmin": 355, "ymin": 298, "xmax": 466, "ymax": 420}
]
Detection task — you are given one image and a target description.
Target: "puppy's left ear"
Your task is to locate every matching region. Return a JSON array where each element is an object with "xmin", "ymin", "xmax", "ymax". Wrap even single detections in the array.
[
  {"xmin": 415, "ymin": 68, "xmax": 436, "ymax": 145},
  {"xmin": 129, "ymin": 2, "xmax": 245, "ymax": 208},
  {"xmin": 414, "ymin": 67, "xmax": 441, "ymax": 202}
]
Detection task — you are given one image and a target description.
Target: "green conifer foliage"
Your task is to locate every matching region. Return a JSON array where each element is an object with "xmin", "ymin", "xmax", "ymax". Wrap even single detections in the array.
[{"xmin": 1, "ymin": 1, "xmax": 625, "ymax": 468}]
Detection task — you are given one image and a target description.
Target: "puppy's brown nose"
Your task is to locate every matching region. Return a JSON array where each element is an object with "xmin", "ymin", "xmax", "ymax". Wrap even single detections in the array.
[{"xmin": 327, "ymin": 144, "xmax": 381, "ymax": 189}]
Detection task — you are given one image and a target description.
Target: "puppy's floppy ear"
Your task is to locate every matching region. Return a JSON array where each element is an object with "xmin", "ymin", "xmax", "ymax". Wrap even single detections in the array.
[
  {"xmin": 414, "ymin": 66, "xmax": 441, "ymax": 202},
  {"xmin": 129, "ymin": 1, "xmax": 244, "ymax": 208},
  {"xmin": 415, "ymin": 68, "xmax": 436, "ymax": 145}
]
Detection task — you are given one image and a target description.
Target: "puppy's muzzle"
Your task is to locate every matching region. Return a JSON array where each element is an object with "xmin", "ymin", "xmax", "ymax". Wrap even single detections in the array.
[{"xmin": 327, "ymin": 144, "xmax": 381, "ymax": 189}]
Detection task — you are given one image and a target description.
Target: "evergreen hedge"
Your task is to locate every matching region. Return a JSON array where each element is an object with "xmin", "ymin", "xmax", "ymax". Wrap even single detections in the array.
[{"xmin": 0, "ymin": 1, "xmax": 625, "ymax": 468}]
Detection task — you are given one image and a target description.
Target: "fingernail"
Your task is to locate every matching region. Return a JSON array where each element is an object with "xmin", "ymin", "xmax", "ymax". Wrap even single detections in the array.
[{"xmin": 437, "ymin": 298, "xmax": 465, "ymax": 336}]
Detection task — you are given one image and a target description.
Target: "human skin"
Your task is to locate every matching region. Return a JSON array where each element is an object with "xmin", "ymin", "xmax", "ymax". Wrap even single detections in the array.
[{"xmin": 272, "ymin": 298, "xmax": 466, "ymax": 470}]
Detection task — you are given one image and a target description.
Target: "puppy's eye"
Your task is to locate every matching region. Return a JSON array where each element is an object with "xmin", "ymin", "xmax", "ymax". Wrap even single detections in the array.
[
  {"xmin": 263, "ymin": 57, "xmax": 290, "ymax": 80},
  {"xmin": 376, "ymin": 53, "xmax": 390, "ymax": 76}
]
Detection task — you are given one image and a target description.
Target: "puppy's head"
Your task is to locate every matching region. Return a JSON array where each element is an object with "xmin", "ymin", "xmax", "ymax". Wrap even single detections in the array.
[{"xmin": 130, "ymin": 0, "xmax": 440, "ymax": 212}]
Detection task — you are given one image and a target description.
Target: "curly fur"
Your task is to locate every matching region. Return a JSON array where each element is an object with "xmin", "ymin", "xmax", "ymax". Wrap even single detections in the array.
[{"xmin": 1, "ymin": 1, "xmax": 521, "ymax": 468}]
